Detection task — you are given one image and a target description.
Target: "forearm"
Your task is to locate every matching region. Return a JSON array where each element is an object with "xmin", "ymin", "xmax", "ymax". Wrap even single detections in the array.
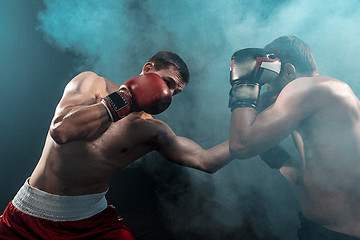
[
  {"xmin": 159, "ymin": 136, "xmax": 233, "ymax": 173},
  {"xmin": 50, "ymin": 103, "xmax": 111, "ymax": 144},
  {"xmin": 202, "ymin": 140, "xmax": 234, "ymax": 173},
  {"xmin": 229, "ymin": 108, "xmax": 258, "ymax": 158}
]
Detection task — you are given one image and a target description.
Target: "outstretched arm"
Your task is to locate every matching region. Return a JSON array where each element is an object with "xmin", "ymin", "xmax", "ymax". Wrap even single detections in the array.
[{"xmin": 153, "ymin": 121, "xmax": 233, "ymax": 173}]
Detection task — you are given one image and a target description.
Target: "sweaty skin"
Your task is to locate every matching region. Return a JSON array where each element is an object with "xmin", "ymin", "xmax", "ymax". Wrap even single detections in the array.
[
  {"xmin": 230, "ymin": 75, "xmax": 360, "ymax": 236},
  {"xmin": 29, "ymin": 64, "xmax": 232, "ymax": 197}
]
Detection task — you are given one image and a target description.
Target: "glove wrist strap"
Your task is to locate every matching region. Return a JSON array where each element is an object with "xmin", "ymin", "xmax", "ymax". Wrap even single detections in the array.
[
  {"xmin": 101, "ymin": 91, "xmax": 130, "ymax": 122},
  {"xmin": 229, "ymin": 83, "xmax": 260, "ymax": 111}
]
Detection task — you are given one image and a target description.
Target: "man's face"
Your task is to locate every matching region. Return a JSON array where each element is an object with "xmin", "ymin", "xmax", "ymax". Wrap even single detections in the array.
[
  {"xmin": 263, "ymin": 69, "xmax": 288, "ymax": 96},
  {"xmin": 149, "ymin": 65, "xmax": 186, "ymax": 96}
]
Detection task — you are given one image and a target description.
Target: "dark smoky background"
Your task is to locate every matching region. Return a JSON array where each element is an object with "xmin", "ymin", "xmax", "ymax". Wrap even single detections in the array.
[{"xmin": 1, "ymin": 1, "xmax": 360, "ymax": 239}]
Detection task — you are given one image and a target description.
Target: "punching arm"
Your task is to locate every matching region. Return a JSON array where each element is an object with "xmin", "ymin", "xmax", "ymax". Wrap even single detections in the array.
[{"xmin": 154, "ymin": 121, "xmax": 233, "ymax": 173}]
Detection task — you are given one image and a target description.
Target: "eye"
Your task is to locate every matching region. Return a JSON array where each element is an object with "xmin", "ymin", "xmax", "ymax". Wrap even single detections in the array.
[
  {"xmin": 164, "ymin": 80, "xmax": 171, "ymax": 88},
  {"xmin": 163, "ymin": 78, "xmax": 176, "ymax": 90}
]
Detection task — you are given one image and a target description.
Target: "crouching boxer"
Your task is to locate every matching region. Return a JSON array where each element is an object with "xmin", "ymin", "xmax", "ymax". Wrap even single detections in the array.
[
  {"xmin": 229, "ymin": 37, "xmax": 360, "ymax": 239},
  {"xmin": 0, "ymin": 51, "xmax": 233, "ymax": 239}
]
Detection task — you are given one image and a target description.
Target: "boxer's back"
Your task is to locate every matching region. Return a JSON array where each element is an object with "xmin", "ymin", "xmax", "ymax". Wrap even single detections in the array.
[{"xmin": 293, "ymin": 76, "xmax": 360, "ymax": 236}]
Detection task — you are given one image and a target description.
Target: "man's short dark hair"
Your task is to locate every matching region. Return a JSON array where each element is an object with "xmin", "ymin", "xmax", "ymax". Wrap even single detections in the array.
[
  {"xmin": 265, "ymin": 35, "xmax": 318, "ymax": 75},
  {"xmin": 149, "ymin": 51, "xmax": 190, "ymax": 84}
]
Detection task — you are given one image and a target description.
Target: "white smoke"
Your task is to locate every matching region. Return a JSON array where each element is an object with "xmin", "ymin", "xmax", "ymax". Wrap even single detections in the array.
[{"xmin": 38, "ymin": 0, "xmax": 360, "ymax": 239}]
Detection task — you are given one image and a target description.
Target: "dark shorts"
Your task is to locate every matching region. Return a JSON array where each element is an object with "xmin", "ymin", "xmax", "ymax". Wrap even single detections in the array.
[{"xmin": 297, "ymin": 212, "xmax": 360, "ymax": 240}]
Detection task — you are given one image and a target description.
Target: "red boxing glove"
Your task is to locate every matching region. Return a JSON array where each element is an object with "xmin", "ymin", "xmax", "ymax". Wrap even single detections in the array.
[{"xmin": 101, "ymin": 73, "xmax": 172, "ymax": 122}]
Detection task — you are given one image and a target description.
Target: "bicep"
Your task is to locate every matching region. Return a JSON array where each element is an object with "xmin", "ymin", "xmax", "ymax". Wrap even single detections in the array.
[
  {"xmin": 248, "ymin": 81, "xmax": 319, "ymax": 152},
  {"xmin": 155, "ymin": 123, "xmax": 186, "ymax": 161}
]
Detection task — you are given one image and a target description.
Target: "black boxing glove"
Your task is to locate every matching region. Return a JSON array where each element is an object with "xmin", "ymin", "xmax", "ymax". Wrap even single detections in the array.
[{"xmin": 229, "ymin": 48, "xmax": 281, "ymax": 111}]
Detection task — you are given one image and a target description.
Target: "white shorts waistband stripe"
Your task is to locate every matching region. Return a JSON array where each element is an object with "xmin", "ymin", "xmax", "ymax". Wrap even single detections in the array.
[{"xmin": 12, "ymin": 178, "xmax": 108, "ymax": 221}]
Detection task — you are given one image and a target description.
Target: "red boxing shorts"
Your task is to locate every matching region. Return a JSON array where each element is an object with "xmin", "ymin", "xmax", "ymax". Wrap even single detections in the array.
[{"xmin": 0, "ymin": 179, "xmax": 135, "ymax": 240}]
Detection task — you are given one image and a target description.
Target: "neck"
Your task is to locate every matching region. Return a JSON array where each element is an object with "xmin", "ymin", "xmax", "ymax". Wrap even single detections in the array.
[{"xmin": 296, "ymin": 71, "xmax": 319, "ymax": 78}]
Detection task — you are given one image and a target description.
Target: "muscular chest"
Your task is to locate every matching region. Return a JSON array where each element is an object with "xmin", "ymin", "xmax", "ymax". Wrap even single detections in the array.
[{"xmin": 91, "ymin": 116, "xmax": 156, "ymax": 166}]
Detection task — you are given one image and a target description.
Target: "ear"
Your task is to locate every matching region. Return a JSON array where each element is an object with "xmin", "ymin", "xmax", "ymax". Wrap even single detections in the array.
[
  {"xmin": 141, "ymin": 62, "xmax": 154, "ymax": 74},
  {"xmin": 283, "ymin": 63, "xmax": 296, "ymax": 80}
]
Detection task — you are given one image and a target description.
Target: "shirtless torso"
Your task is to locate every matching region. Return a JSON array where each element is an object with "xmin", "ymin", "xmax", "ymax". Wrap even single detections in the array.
[
  {"xmin": 231, "ymin": 74, "xmax": 360, "ymax": 237},
  {"xmin": 291, "ymin": 76, "xmax": 360, "ymax": 235}
]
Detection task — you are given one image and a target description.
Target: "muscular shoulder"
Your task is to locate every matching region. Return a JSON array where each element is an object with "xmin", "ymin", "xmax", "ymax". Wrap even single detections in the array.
[
  {"xmin": 279, "ymin": 76, "xmax": 341, "ymax": 105},
  {"xmin": 317, "ymin": 76, "xmax": 354, "ymax": 99},
  {"xmin": 297, "ymin": 76, "xmax": 353, "ymax": 104},
  {"xmin": 121, "ymin": 116, "xmax": 174, "ymax": 150},
  {"xmin": 121, "ymin": 112, "xmax": 170, "ymax": 134},
  {"xmin": 270, "ymin": 77, "xmax": 330, "ymax": 121},
  {"xmin": 279, "ymin": 76, "xmax": 355, "ymax": 118},
  {"xmin": 285, "ymin": 76, "xmax": 348, "ymax": 95},
  {"xmin": 134, "ymin": 117, "xmax": 173, "ymax": 137},
  {"xmin": 65, "ymin": 71, "xmax": 106, "ymax": 94},
  {"xmin": 283, "ymin": 77, "xmax": 319, "ymax": 95}
]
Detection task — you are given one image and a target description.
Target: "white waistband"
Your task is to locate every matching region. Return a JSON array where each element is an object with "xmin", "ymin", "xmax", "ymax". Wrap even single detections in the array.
[{"xmin": 12, "ymin": 178, "xmax": 108, "ymax": 221}]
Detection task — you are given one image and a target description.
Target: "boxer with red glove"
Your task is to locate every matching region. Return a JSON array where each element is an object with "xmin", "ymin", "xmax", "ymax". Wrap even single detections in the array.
[
  {"xmin": 0, "ymin": 50, "xmax": 236, "ymax": 240},
  {"xmin": 101, "ymin": 73, "xmax": 172, "ymax": 122},
  {"xmin": 228, "ymin": 48, "xmax": 281, "ymax": 111}
]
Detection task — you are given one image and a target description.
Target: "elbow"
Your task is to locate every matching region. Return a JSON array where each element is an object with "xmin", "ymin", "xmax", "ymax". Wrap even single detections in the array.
[
  {"xmin": 229, "ymin": 141, "xmax": 255, "ymax": 160},
  {"xmin": 199, "ymin": 167, "xmax": 217, "ymax": 174},
  {"xmin": 50, "ymin": 122, "xmax": 71, "ymax": 145},
  {"xmin": 198, "ymin": 161, "xmax": 219, "ymax": 174},
  {"xmin": 202, "ymin": 166, "xmax": 217, "ymax": 174},
  {"xmin": 193, "ymin": 160, "xmax": 217, "ymax": 174}
]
